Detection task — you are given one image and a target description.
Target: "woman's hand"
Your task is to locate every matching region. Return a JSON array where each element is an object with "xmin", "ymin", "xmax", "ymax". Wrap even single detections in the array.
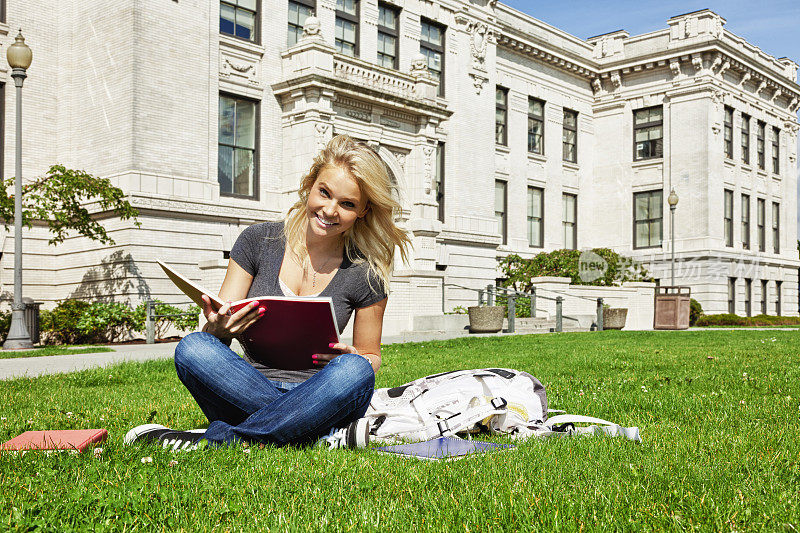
[
  {"xmin": 201, "ymin": 295, "xmax": 265, "ymax": 340},
  {"xmin": 312, "ymin": 342, "xmax": 365, "ymax": 367}
]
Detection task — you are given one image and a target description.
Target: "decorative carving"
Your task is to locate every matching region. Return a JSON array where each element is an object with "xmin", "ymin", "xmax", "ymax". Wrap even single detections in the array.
[
  {"xmin": 220, "ymin": 57, "xmax": 259, "ymax": 86},
  {"xmin": 691, "ymin": 54, "xmax": 703, "ymax": 72},
  {"xmin": 610, "ymin": 71, "xmax": 622, "ymax": 90},
  {"xmin": 591, "ymin": 78, "xmax": 602, "ymax": 94},
  {"xmin": 790, "ymin": 98, "xmax": 799, "ymax": 112},
  {"xmin": 410, "ymin": 53, "xmax": 429, "ymax": 78},
  {"xmin": 301, "ymin": 15, "xmax": 323, "ymax": 42},
  {"xmin": 710, "ymin": 53, "xmax": 723, "ymax": 72},
  {"xmin": 717, "ymin": 60, "xmax": 730, "ymax": 77},
  {"xmin": 711, "ymin": 125, "xmax": 721, "ymax": 135},
  {"xmin": 314, "ymin": 122, "xmax": 331, "ymax": 151},
  {"xmin": 345, "ymin": 109, "xmax": 372, "ymax": 122},
  {"xmin": 739, "ymin": 71, "xmax": 751, "ymax": 86},
  {"xmin": 772, "ymin": 88, "xmax": 782, "ymax": 103},
  {"xmin": 389, "ymin": 150, "xmax": 408, "ymax": 171},
  {"xmin": 469, "ymin": 73, "xmax": 488, "ymax": 94},
  {"xmin": 467, "ymin": 22, "xmax": 492, "ymax": 72},
  {"xmin": 380, "ymin": 117, "xmax": 401, "ymax": 129},
  {"xmin": 710, "ymin": 90, "xmax": 724, "ymax": 106},
  {"xmin": 422, "ymin": 145, "xmax": 435, "ymax": 194},
  {"xmin": 756, "ymin": 80, "xmax": 767, "ymax": 95},
  {"xmin": 669, "ymin": 59, "xmax": 681, "ymax": 78}
]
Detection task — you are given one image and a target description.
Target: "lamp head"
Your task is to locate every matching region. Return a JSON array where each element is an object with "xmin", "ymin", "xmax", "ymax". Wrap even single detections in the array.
[
  {"xmin": 667, "ymin": 188, "xmax": 679, "ymax": 207},
  {"xmin": 7, "ymin": 30, "xmax": 33, "ymax": 70}
]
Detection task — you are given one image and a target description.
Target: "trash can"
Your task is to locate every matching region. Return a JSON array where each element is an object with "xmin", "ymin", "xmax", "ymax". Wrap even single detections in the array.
[
  {"xmin": 22, "ymin": 297, "xmax": 42, "ymax": 345},
  {"xmin": 653, "ymin": 286, "xmax": 690, "ymax": 330}
]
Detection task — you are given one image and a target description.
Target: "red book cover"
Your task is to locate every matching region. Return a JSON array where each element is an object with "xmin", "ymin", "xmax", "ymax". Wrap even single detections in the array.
[
  {"xmin": 230, "ymin": 298, "xmax": 340, "ymax": 370},
  {"xmin": 1, "ymin": 429, "xmax": 108, "ymax": 453}
]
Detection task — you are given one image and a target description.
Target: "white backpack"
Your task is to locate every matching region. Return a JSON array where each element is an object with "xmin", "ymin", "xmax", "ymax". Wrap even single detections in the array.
[{"xmin": 338, "ymin": 368, "xmax": 640, "ymax": 447}]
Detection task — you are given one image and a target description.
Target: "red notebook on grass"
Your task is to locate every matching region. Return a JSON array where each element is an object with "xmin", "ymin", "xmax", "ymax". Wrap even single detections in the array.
[
  {"xmin": 158, "ymin": 260, "xmax": 341, "ymax": 370},
  {"xmin": 1, "ymin": 429, "xmax": 108, "ymax": 454}
]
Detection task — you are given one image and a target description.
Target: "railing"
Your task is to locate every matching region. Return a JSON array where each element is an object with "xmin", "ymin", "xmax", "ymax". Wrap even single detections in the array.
[
  {"xmin": 333, "ymin": 56, "xmax": 417, "ymax": 100},
  {"xmin": 445, "ymin": 283, "xmax": 606, "ymax": 333},
  {"xmin": 144, "ymin": 300, "xmax": 198, "ymax": 344}
]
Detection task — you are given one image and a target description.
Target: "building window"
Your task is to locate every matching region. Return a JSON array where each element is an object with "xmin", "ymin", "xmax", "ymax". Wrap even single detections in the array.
[
  {"xmin": 420, "ymin": 19, "xmax": 445, "ymax": 96},
  {"xmin": 288, "ymin": 0, "xmax": 315, "ymax": 47},
  {"xmin": 741, "ymin": 194, "xmax": 750, "ymax": 250},
  {"xmin": 633, "ymin": 190, "xmax": 662, "ymax": 249},
  {"xmin": 771, "ymin": 127, "xmax": 780, "ymax": 174},
  {"xmin": 335, "ymin": 0, "xmax": 359, "ymax": 56},
  {"xmin": 760, "ymin": 280, "xmax": 768, "ymax": 315},
  {"xmin": 563, "ymin": 193, "xmax": 577, "ymax": 250},
  {"xmin": 495, "ymin": 87, "xmax": 508, "ymax": 146},
  {"xmin": 495, "ymin": 180, "xmax": 507, "ymax": 245},
  {"xmin": 528, "ymin": 98, "xmax": 544, "ymax": 155},
  {"xmin": 775, "ymin": 280, "xmax": 782, "ymax": 316},
  {"xmin": 377, "ymin": 3, "xmax": 399, "ymax": 69},
  {"xmin": 724, "ymin": 189, "xmax": 733, "ymax": 247},
  {"xmin": 633, "ymin": 106, "xmax": 663, "ymax": 160},
  {"xmin": 741, "ymin": 114, "xmax": 750, "ymax": 165},
  {"xmin": 433, "ymin": 142, "xmax": 445, "ymax": 223},
  {"xmin": 218, "ymin": 94, "xmax": 258, "ymax": 198},
  {"xmin": 723, "ymin": 106, "xmax": 733, "ymax": 159},
  {"xmin": 772, "ymin": 202, "xmax": 780, "ymax": 254},
  {"xmin": 744, "ymin": 278, "xmax": 752, "ymax": 317},
  {"xmin": 220, "ymin": 0, "xmax": 258, "ymax": 42},
  {"xmin": 527, "ymin": 187, "xmax": 544, "ymax": 248},
  {"xmin": 562, "ymin": 109, "xmax": 577, "ymax": 163},
  {"xmin": 756, "ymin": 120, "xmax": 766, "ymax": 170},
  {"xmin": 757, "ymin": 198, "xmax": 765, "ymax": 252},
  {"xmin": 728, "ymin": 277, "xmax": 736, "ymax": 315}
]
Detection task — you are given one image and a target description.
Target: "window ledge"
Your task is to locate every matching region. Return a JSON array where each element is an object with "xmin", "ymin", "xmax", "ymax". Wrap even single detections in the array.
[
  {"xmin": 632, "ymin": 158, "xmax": 663, "ymax": 169},
  {"xmin": 220, "ymin": 33, "xmax": 265, "ymax": 57},
  {"xmin": 741, "ymin": 164, "xmax": 753, "ymax": 172},
  {"xmin": 562, "ymin": 161, "xmax": 579, "ymax": 171},
  {"xmin": 771, "ymin": 173, "xmax": 782, "ymax": 181},
  {"xmin": 723, "ymin": 158, "xmax": 736, "ymax": 168},
  {"xmin": 495, "ymin": 145, "xmax": 510, "ymax": 154},
  {"xmin": 527, "ymin": 152, "xmax": 547, "ymax": 164},
  {"xmin": 0, "ymin": 23, "xmax": 8, "ymax": 36},
  {"xmin": 757, "ymin": 170, "xmax": 768, "ymax": 178}
]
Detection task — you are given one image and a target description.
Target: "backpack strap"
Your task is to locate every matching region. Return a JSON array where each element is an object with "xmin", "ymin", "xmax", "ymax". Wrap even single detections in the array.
[{"xmin": 544, "ymin": 414, "xmax": 641, "ymax": 442}]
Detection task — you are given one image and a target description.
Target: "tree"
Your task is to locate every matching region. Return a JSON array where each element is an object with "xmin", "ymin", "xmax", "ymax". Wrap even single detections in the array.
[{"xmin": 0, "ymin": 164, "xmax": 139, "ymax": 245}]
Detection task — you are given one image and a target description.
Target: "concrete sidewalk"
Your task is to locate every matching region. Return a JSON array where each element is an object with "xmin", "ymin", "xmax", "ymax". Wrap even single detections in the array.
[{"xmin": 0, "ymin": 342, "xmax": 178, "ymax": 381}]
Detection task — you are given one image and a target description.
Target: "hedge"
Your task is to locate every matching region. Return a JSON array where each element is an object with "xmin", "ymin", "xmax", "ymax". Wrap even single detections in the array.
[{"xmin": 695, "ymin": 314, "xmax": 800, "ymax": 327}]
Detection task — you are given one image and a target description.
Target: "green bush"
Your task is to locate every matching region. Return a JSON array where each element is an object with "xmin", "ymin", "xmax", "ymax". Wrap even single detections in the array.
[
  {"xmin": 689, "ymin": 298, "xmax": 703, "ymax": 326},
  {"xmin": 0, "ymin": 310, "xmax": 10, "ymax": 340},
  {"xmin": 498, "ymin": 249, "xmax": 651, "ymax": 293},
  {"xmin": 695, "ymin": 314, "xmax": 800, "ymax": 327},
  {"xmin": 35, "ymin": 299, "xmax": 200, "ymax": 345},
  {"xmin": 495, "ymin": 295, "xmax": 532, "ymax": 318}
]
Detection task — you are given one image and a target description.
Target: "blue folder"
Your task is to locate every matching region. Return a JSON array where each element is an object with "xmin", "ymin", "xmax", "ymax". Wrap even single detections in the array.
[{"xmin": 375, "ymin": 437, "xmax": 514, "ymax": 461}]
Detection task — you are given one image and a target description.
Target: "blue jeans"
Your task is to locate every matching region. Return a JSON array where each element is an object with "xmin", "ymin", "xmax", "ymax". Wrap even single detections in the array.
[{"xmin": 174, "ymin": 332, "xmax": 375, "ymax": 446}]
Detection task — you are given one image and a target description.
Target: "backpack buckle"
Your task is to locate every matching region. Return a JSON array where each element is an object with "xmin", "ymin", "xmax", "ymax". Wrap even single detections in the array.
[
  {"xmin": 491, "ymin": 397, "xmax": 508, "ymax": 410},
  {"xmin": 437, "ymin": 419, "xmax": 451, "ymax": 435}
]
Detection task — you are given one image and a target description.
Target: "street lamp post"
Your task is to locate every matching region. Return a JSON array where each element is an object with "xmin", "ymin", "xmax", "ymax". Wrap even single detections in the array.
[
  {"xmin": 667, "ymin": 187, "xmax": 679, "ymax": 287},
  {"xmin": 3, "ymin": 30, "xmax": 34, "ymax": 350}
]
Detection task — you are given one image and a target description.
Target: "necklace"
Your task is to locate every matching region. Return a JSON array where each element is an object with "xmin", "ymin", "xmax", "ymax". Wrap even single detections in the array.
[{"xmin": 309, "ymin": 253, "xmax": 339, "ymax": 289}]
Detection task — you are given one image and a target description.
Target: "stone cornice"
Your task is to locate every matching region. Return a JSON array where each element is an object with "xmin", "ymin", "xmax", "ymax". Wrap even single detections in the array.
[{"xmin": 495, "ymin": 32, "xmax": 598, "ymax": 80}]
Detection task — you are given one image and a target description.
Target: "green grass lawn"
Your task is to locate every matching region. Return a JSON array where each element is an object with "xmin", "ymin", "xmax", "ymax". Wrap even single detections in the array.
[
  {"xmin": 0, "ymin": 345, "xmax": 114, "ymax": 360},
  {"xmin": 1, "ymin": 331, "xmax": 798, "ymax": 531}
]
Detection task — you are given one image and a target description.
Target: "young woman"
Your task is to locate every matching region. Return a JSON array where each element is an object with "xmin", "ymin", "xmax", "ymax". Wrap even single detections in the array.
[{"xmin": 126, "ymin": 135, "xmax": 411, "ymax": 449}]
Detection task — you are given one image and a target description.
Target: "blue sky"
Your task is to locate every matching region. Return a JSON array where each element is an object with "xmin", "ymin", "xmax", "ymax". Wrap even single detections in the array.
[
  {"xmin": 503, "ymin": 0, "xmax": 800, "ymax": 234},
  {"xmin": 502, "ymin": 1, "xmax": 800, "ymax": 64}
]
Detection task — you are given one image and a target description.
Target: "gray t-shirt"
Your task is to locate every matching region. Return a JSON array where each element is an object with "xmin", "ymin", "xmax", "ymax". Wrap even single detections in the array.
[{"xmin": 230, "ymin": 221, "xmax": 387, "ymax": 382}]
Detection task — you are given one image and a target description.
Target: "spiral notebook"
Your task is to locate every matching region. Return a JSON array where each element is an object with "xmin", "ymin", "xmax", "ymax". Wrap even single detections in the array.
[{"xmin": 375, "ymin": 437, "xmax": 514, "ymax": 461}]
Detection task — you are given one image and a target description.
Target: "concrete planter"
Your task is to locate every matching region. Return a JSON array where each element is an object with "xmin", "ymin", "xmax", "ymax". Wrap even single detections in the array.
[
  {"xmin": 603, "ymin": 308, "xmax": 628, "ymax": 330},
  {"xmin": 468, "ymin": 305, "xmax": 505, "ymax": 333}
]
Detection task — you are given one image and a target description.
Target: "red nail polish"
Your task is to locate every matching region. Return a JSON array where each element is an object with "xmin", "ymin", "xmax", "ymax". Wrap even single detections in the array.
[
  {"xmin": 311, "ymin": 354, "xmax": 317, "ymax": 359},
  {"xmin": 259, "ymin": 307, "xmax": 266, "ymax": 313},
  {"xmin": 328, "ymin": 343, "xmax": 336, "ymax": 348}
]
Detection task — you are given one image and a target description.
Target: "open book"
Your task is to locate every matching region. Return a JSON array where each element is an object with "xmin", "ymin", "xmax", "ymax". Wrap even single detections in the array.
[{"xmin": 158, "ymin": 260, "xmax": 341, "ymax": 370}]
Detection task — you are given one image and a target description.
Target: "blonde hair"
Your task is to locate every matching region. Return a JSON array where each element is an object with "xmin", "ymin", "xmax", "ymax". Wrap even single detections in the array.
[{"xmin": 284, "ymin": 134, "xmax": 412, "ymax": 293}]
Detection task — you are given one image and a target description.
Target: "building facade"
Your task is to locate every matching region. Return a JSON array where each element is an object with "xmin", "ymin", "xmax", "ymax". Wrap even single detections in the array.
[{"xmin": 0, "ymin": 1, "xmax": 798, "ymax": 335}]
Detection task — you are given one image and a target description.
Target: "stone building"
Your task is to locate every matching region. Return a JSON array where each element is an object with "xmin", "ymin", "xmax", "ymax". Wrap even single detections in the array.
[{"xmin": 0, "ymin": 1, "xmax": 797, "ymax": 335}]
